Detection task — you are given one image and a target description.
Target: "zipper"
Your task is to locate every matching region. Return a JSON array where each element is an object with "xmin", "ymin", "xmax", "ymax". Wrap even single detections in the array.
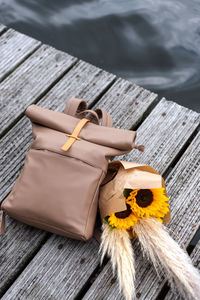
[{"xmin": 0, "ymin": 209, "xmax": 6, "ymax": 234}]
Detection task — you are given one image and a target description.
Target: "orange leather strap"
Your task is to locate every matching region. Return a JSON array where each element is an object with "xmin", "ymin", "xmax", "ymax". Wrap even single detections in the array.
[{"xmin": 61, "ymin": 118, "xmax": 90, "ymax": 151}]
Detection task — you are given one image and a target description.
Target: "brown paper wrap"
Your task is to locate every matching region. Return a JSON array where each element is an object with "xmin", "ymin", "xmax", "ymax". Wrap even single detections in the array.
[{"xmin": 99, "ymin": 160, "xmax": 170, "ymax": 223}]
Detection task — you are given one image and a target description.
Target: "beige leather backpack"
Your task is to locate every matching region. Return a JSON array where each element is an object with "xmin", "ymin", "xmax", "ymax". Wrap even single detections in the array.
[{"xmin": 0, "ymin": 98, "xmax": 143, "ymax": 241}]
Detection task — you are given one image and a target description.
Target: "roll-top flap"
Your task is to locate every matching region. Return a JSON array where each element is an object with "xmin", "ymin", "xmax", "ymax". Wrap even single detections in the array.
[{"xmin": 25, "ymin": 104, "xmax": 137, "ymax": 151}]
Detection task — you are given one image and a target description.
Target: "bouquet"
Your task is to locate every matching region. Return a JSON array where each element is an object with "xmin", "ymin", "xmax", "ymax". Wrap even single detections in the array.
[{"xmin": 99, "ymin": 161, "xmax": 200, "ymax": 300}]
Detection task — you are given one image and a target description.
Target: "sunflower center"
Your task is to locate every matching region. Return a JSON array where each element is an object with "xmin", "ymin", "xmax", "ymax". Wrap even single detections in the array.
[
  {"xmin": 115, "ymin": 203, "xmax": 132, "ymax": 219},
  {"xmin": 136, "ymin": 189, "xmax": 153, "ymax": 207}
]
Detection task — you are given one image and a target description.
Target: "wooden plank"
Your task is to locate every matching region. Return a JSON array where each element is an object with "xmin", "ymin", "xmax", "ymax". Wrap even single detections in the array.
[
  {"xmin": 165, "ymin": 240, "xmax": 200, "ymax": 300},
  {"xmin": 82, "ymin": 129, "xmax": 200, "ymax": 300},
  {"xmin": 0, "ymin": 218, "xmax": 47, "ymax": 297},
  {"xmin": 93, "ymin": 77, "xmax": 158, "ymax": 129},
  {"xmin": 1, "ymin": 233, "xmax": 99, "ymax": 300},
  {"xmin": 0, "ymin": 29, "xmax": 41, "ymax": 82},
  {"xmin": 36, "ymin": 59, "xmax": 116, "ymax": 111},
  {"xmin": 2, "ymin": 101, "xmax": 199, "ymax": 299},
  {"xmin": 0, "ymin": 60, "xmax": 116, "ymax": 295},
  {"xmin": 0, "ymin": 24, "xmax": 6, "ymax": 34},
  {"xmin": 0, "ymin": 44, "xmax": 76, "ymax": 136}
]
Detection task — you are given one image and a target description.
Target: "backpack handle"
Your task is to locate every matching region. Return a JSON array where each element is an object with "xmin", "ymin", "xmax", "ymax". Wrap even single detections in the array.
[
  {"xmin": 95, "ymin": 108, "xmax": 113, "ymax": 127},
  {"xmin": 64, "ymin": 98, "xmax": 113, "ymax": 127},
  {"xmin": 64, "ymin": 98, "xmax": 87, "ymax": 116}
]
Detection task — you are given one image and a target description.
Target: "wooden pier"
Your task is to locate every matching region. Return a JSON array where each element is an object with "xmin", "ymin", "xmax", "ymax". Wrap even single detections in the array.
[{"xmin": 0, "ymin": 25, "xmax": 199, "ymax": 300}]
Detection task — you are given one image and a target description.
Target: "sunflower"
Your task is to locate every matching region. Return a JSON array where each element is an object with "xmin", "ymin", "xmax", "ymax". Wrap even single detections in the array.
[
  {"xmin": 105, "ymin": 188, "xmax": 169, "ymax": 230},
  {"xmin": 107, "ymin": 203, "xmax": 139, "ymax": 230},
  {"xmin": 126, "ymin": 188, "xmax": 169, "ymax": 221}
]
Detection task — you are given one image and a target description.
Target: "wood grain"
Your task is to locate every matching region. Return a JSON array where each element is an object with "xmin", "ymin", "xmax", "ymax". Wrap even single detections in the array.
[
  {"xmin": 0, "ymin": 29, "xmax": 41, "ymax": 82},
  {"xmin": 2, "ymin": 101, "xmax": 199, "ymax": 300},
  {"xmin": 83, "ymin": 130, "xmax": 200, "ymax": 300},
  {"xmin": 0, "ymin": 44, "xmax": 76, "ymax": 136}
]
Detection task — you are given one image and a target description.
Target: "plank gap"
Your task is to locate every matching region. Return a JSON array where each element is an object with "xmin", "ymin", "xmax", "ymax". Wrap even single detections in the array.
[
  {"xmin": 156, "ymin": 283, "xmax": 170, "ymax": 300},
  {"xmin": 187, "ymin": 225, "xmax": 200, "ymax": 255}
]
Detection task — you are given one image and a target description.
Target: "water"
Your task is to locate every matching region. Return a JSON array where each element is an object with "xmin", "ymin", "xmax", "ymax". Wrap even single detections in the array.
[{"xmin": 0, "ymin": 0, "xmax": 200, "ymax": 111}]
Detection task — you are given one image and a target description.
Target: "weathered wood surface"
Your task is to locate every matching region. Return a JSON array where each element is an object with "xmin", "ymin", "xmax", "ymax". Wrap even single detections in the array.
[
  {"xmin": 83, "ymin": 130, "xmax": 200, "ymax": 300},
  {"xmin": 0, "ymin": 25, "xmax": 199, "ymax": 300},
  {"xmin": 0, "ymin": 29, "xmax": 41, "ymax": 83},
  {"xmin": 0, "ymin": 44, "xmax": 76, "ymax": 136},
  {"xmin": 165, "ymin": 240, "xmax": 200, "ymax": 300},
  {"xmin": 37, "ymin": 59, "xmax": 116, "ymax": 111},
  {"xmin": 2, "ymin": 232, "xmax": 100, "ymax": 300},
  {"xmin": 2, "ymin": 101, "xmax": 199, "ymax": 300}
]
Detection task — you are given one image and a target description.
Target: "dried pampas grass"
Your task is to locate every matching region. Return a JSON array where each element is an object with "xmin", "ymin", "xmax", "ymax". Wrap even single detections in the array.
[
  {"xmin": 99, "ymin": 223, "xmax": 136, "ymax": 300},
  {"xmin": 134, "ymin": 218, "xmax": 200, "ymax": 300}
]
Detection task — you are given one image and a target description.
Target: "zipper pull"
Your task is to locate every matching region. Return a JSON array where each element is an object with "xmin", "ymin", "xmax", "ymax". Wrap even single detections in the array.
[{"xmin": 0, "ymin": 210, "xmax": 6, "ymax": 234}]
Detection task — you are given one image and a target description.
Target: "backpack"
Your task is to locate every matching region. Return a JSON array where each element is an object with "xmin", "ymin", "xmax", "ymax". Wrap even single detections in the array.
[{"xmin": 0, "ymin": 98, "xmax": 143, "ymax": 241}]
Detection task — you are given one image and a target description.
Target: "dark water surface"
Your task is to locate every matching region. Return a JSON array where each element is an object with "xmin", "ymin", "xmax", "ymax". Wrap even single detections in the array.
[{"xmin": 0, "ymin": 0, "xmax": 200, "ymax": 111}]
